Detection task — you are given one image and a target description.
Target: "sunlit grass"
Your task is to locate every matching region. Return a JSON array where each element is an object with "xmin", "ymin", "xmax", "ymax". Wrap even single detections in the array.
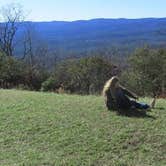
[{"xmin": 0, "ymin": 89, "xmax": 165, "ymax": 166}]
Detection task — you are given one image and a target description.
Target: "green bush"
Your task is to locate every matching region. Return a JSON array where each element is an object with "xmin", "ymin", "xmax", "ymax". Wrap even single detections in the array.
[
  {"xmin": 47, "ymin": 56, "xmax": 116, "ymax": 94},
  {"xmin": 121, "ymin": 47, "xmax": 166, "ymax": 96},
  {"xmin": 41, "ymin": 77, "xmax": 57, "ymax": 92},
  {"xmin": 0, "ymin": 54, "xmax": 26, "ymax": 88}
]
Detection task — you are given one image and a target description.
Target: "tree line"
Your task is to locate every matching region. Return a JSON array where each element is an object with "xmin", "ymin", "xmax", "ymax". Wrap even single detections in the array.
[
  {"xmin": 0, "ymin": 47, "xmax": 165, "ymax": 97},
  {"xmin": 0, "ymin": 3, "xmax": 165, "ymax": 97}
]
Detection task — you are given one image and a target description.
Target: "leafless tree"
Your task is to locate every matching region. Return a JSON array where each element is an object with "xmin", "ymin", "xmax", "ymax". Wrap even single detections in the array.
[
  {"xmin": 23, "ymin": 22, "xmax": 57, "ymax": 70},
  {"xmin": 23, "ymin": 23, "xmax": 35, "ymax": 67},
  {"xmin": 0, "ymin": 3, "xmax": 24, "ymax": 56}
]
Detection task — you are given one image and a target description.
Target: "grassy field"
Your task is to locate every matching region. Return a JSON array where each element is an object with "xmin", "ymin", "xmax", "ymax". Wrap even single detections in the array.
[{"xmin": 0, "ymin": 89, "xmax": 165, "ymax": 166}]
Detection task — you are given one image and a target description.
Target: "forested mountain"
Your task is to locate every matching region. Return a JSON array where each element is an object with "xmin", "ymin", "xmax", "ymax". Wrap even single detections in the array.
[
  {"xmin": 1, "ymin": 18, "xmax": 166, "ymax": 94},
  {"xmin": 16, "ymin": 18, "xmax": 166, "ymax": 57}
]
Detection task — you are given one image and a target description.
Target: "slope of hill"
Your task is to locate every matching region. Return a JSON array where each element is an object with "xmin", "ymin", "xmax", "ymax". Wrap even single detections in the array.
[
  {"xmin": 16, "ymin": 18, "xmax": 166, "ymax": 57},
  {"xmin": 0, "ymin": 90, "xmax": 165, "ymax": 165}
]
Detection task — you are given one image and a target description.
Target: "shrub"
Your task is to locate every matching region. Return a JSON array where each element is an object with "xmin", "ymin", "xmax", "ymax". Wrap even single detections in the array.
[
  {"xmin": 41, "ymin": 77, "xmax": 57, "ymax": 92},
  {"xmin": 121, "ymin": 47, "xmax": 166, "ymax": 96},
  {"xmin": 46, "ymin": 56, "xmax": 117, "ymax": 94}
]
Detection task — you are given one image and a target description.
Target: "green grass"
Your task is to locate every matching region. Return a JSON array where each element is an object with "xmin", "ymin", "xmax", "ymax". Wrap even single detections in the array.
[{"xmin": 0, "ymin": 89, "xmax": 165, "ymax": 166}]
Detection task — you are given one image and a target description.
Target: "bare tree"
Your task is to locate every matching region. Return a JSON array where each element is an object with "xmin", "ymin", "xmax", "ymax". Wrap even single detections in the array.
[
  {"xmin": 0, "ymin": 3, "xmax": 24, "ymax": 56},
  {"xmin": 23, "ymin": 23, "xmax": 35, "ymax": 66},
  {"xmin": 23, "ymin": 22, "xmax": 57, "ymax": 70}
]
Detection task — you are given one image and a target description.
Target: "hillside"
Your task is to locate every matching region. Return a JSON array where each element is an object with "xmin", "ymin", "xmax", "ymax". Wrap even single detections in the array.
[
  {"xmin": 0, "ymin": 90, "xmax": 165, "ymax": 165},
  {"xmin": 16, "ymin": 18, "xmax": 166, "ymax": 57}
]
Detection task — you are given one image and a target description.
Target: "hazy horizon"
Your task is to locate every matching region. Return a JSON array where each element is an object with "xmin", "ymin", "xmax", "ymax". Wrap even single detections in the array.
[
  {"xmin": 0, "ymin": 0, "xmax": 166, "ymax": 21},
  {"xmin": 25, "ymin": 17, "xmax": 166, "ymax": 23}
]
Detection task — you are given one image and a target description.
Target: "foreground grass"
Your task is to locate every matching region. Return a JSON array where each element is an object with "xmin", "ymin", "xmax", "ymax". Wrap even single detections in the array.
[{"xmin": 0, "ymin": 89, "xmax": 165, "ymax": 166}]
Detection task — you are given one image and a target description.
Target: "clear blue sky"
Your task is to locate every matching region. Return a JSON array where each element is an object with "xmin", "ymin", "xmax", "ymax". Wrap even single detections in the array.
[{"xmin": 0, "ymin": 0, "xmax": 166, "ymax": 21}]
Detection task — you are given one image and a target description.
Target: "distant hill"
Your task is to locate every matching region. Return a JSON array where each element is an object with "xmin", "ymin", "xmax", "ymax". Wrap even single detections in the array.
[{"xmin": 16, "ymin": 18, "xmax": 166, "ymax": 57}]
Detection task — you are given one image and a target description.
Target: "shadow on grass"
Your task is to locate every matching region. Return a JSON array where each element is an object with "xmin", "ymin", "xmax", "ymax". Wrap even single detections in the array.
[
  {"xmin": 116, "ymin": 109, "xmax": 156, "ymax": 119},
  {"xmin": 154, "ymin": 107, "xmax": 165, "ymax": 110}
]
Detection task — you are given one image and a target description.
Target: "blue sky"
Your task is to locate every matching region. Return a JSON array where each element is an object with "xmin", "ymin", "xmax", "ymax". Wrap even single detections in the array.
[{"xmin": 0, "ymin": 0, "xmax": 166, "ymax": 21}]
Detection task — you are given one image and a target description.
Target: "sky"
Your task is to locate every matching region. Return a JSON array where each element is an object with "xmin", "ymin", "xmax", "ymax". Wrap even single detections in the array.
[{"xmin": 0, "ymin": 0, "xmax": 166, "ymax": 21}]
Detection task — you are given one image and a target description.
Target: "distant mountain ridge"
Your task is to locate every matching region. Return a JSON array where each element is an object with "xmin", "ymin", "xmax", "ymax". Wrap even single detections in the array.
[{"xmin": 16, "ymin": 18, "xmax": 166, "ymax": 57}]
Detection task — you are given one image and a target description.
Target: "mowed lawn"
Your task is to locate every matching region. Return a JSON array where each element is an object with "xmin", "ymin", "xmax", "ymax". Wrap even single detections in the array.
[{"xmin": 0, "ymin": 90, "xmax": 165, "ymax": 166}]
